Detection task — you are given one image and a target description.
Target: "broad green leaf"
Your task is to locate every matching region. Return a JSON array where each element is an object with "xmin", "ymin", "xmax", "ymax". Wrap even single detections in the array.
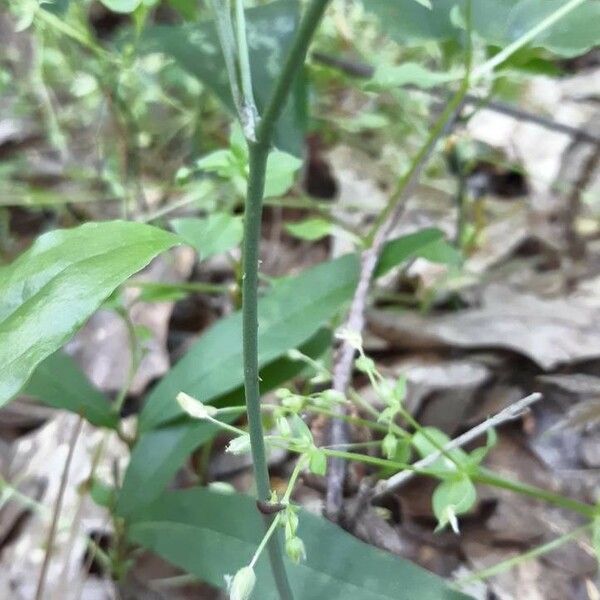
[
  {"xmin": 128, "ymin": 487, "xmax": 470, "ymax": 599},
  {"xmin": 141, "ymin": 0, "xmax": 306, "ymax": 156},
  {"xmin": 99, "ymin": 0, "xmax": 142, "ymax": 13},
  {"xmin": 171, "ymin": 214, "xmax": 243, "ymax": 260},
  {"xmin": 375, "ymin": 228, "xmax": 461, "ymax": 277},
  {"xmin": 364, "ymin": 0, "xmax": 456, "ymax": 45},
  {"xmin": 285, "ymin": 218, "xmax": 333, "ymax": 242},
  {"xmin": 23, "ymin": 352, "xmax": 117, "ymax": 429},
  {"xmin": 139, "ymin": 256, "xmax": 359, "ymax": 431},
  {"xmin": 0, "ymin": 221, "xmax": 179, "ymax": 406},
  {"xmin": 432, "ymin": 475, "xmax": 477, "ymax": 533},
  {"xmin": 365, "ymin": 0, "xmax": 600, "ymax": 57},
  {"xmin": 118, "ymin": 330, "xmax": 331, "ymax": 516},
  {"xmin": 42, "ymin": 0, "xmax": 70, "ymax": 15}
]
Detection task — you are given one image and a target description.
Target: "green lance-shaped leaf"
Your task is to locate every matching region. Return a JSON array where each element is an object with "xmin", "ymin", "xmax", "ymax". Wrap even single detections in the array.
[
  {"xmin": 0, "ymin": 220, "xmax": 179, "ymax": 407},
  {"xmin": 24, "ymin": 351, "xmax": 117, "ymax": 429},
  {"xmin": 128, "ymin": 487, "xmax": 471, "ymax": 600}
]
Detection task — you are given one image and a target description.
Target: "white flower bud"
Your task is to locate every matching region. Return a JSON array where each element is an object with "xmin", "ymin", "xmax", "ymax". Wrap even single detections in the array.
[
  {"xmin": 228, "ymin": 566, "xmax": 256, "ymax": 600},
  {"xmin": 176, "ymin": 392, "xmax": 217, "ymax": 420},
  {"xmin": 336, "ymin": 328, "xmax": 363, "ymax": 350},
  {"xmin": 226, "ymin": 434, "xmax": 251, "ymax": 455}
]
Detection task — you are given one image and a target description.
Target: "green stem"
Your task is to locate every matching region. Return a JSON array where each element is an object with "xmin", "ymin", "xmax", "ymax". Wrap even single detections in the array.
[
  {"xmin": 257, "ymin": 0, "xmax": 330, "ymax": 144},
  {"xmin": 322, "ymin": 448, "xmax": 411, "ymax": 471},
  {"xmin": 473, "ymin": 468, "xmax": 596, "ymax": 519},
  {"xmin": 366, "ymin": 85, "xmax": 467, "ymax": 243},
  {"xmin": 239, "ymin": 2, "xmax": 332, "ymax": 598},
  {"xmin": 249, "ymin": 514, "xmax": 282, "ymax": 569},
  {"xmin": 234, "ymin": 0, "xmax": 258, "ymax": 138},
  {"xmin": 114, "ymin": 312, "xmax": 139, "ymax": 410},
  {"xmin": 282, "ymin": 456, "xmax": 307, "ymax": 503},
  {"xmin": 243, "ymin": 142, "xmax": 272, "ymax": 503},
  {"xmin": 127, "ymin": 280, "xmax": 231, "ymax": 295},
  {"xmin": 244, "ymin": 141, "xmax": 294, "ymax": 600},
  {"xmin": 209, "ymin": 0, "xmax": 243, "ymax": 117},
  {"xmin": 457, "ymin": 523, "xmax": 592, "ymax": 584}
]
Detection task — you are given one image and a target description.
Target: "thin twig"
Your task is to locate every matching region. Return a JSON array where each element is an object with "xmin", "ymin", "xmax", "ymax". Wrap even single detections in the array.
[
  {"xmin": 372, "ymin": 393, "xmax": 542, "ymax": 501},
  {"xmin": 35, "ymin": 417, "xmax": 84, "ymax": 600}
]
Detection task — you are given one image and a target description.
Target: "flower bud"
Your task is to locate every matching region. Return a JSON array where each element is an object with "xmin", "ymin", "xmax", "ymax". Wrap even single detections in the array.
[
  {"xmin": 309, "ymin": 449, "xmax": 327, "ymax": 476},
  {"xmin": 283, "ymin": 507, "xmax": 299, "ymax": 540},
  {"xmin": 382, "ymin": 433, "xmax": 398, "ymax": 460},
  {"xmin": 228, "ymin": 566, "xmax": 256, "ymax": 600},
  {"xmin": 315, "ymin": 389, "xmax": 346, "ymax": 407},
  {"xmin": 226, "ymin": 434, "xmax": 251, "ymax": 455},
  {"xmin": 285, "ymin": 536, "xmax": 306, "ymax": 564},
  {"xmin": 336, "ymin": 328, "xmax": 363, "ymax": 350},
  {"xmin": 276, "ymin": 415, "xmax": 291, "ymax": 437},
  {"xmin": 176, "ymin": 392, "xmax": 217, "ymax": 420},
  {"xmin": 355, "ymin": 355, "xmax": 375, "ymax": 374}
]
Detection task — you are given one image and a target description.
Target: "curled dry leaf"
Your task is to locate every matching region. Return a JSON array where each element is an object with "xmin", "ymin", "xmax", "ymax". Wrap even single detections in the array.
[{"xmin": 369, "ymin": 284, "xmax": 600, "ymax": 370}]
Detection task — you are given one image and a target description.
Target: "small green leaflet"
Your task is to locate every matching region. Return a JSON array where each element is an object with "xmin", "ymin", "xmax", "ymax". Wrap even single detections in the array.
[
  {"xmin": 171, "ymin": 213, "xmax": 243, "ymax": 260},
  {"xmin": 99, "ymin": 0, "xmax": 142, "ymax": 13},
  {"xmin": 366, "ymin": 63, "xmax": 461, "ymax": 91},
  {"xmin": 195, "ymin": 124, "xmax": 302, "ymax": 199},
  {"xmin": 285, "ymin": 218, "xmax": 333, "ymax": 242},
  {"xmin": 24, "ymin": 351, "xmax": 117, "ymax": 429},
  {"xmin": 432, "ymin": 475, "xmax": 477, "ymax": 533}
]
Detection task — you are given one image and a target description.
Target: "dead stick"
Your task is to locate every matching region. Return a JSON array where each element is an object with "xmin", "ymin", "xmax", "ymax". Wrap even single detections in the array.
[
  {"xmin": 371, "ymin": 392, "xmax": 542, "ymax": 502},
  {"xmin": 34, "ymin": 417, "xmax": 84, "ymax": 600}
]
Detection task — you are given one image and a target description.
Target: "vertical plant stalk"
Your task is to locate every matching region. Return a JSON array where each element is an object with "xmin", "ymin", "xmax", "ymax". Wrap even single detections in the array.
[
  {"xmin": 234, "ymin": 0, "xmax": 259, "ymax": 140},
  {"xmin": 238, "ymin": 1, "xmax": 332, "ymax": 598},
  {"xmin": 243, "ymin": 141, "xmax": 272, "ymax": 505}
]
